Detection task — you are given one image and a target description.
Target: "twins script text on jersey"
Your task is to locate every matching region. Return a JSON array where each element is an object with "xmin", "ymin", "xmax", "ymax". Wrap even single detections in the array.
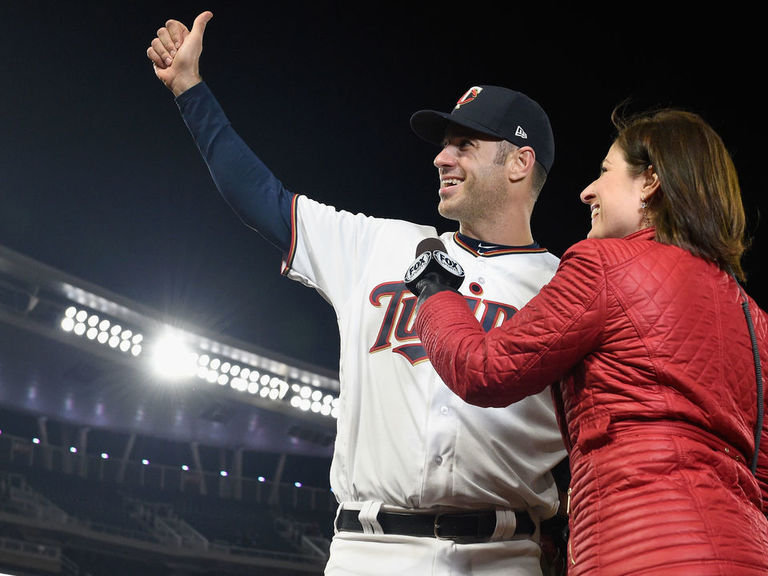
[{"xmin": 369, "ymin": 280, "xmax": 518, "ymax": 365}]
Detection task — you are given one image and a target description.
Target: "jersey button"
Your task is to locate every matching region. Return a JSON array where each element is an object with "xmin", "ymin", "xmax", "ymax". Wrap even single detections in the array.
[
  {"xmin": 440, "ymin": 406, "xmax": 449, "ymax": 415},
  {"xmin": 434, "ymin": 456, "xmax": 443, "ymax": 465}
]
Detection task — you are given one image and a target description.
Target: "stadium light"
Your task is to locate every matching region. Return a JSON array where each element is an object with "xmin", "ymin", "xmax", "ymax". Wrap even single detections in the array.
[
  {"xmin": 27, "ymin": 250, "xmax": 342, "ymax": 418},
  {"xmin": 58, "ymin": 304, "xmax": 341, "ymax": 418},
  {"xmin": 60, "ymin": 306, "xmax": 143, "ymax": 356},
  {"xmin": 149, "ymin": 329, "xmax": 198, "ymax": 381}
]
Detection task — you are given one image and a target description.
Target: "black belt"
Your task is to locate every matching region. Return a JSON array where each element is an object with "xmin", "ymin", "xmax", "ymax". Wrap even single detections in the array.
[{"xmin": 336, "ymin": 508, "xmax": 535, "ymax": 544}]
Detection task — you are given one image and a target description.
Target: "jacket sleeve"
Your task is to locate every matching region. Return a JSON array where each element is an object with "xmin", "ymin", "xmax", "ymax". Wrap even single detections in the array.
[
  {"xmin": 175, "ymin": 82, "xmax": 294, "ymax": 252},
  {"xmin": 415, "ymin": 240, "xmax": 607, "ymax": 407}
]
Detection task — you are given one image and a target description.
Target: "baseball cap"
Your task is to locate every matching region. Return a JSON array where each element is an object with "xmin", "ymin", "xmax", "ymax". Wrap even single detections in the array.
[{"xmin": 410, "ymin": 85, "xmax": 555, "ymax": 173}]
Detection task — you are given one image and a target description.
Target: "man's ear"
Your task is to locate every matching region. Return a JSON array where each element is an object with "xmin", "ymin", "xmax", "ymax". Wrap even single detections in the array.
[{"xmin": 508, "ymin": 146, "xmax": 536, "ymax": 182}]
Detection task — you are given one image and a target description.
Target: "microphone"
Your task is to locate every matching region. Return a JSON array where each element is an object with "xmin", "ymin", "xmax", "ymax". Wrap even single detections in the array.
[
  {"xmin": 414, "ymin": 237, "xmax": 446, "ymax": 258},
  {"xmin": 404, "ymin": 238, "xmax": 465, "ymax": 297}
]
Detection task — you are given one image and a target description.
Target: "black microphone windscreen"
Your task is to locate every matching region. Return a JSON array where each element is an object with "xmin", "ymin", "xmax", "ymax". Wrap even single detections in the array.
[{"xmin": 415, "ymin": 237, "xmax": 445, "ymax": 257}]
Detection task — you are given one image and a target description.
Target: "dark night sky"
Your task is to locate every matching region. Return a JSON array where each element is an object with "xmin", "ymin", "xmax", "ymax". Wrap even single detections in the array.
[{"xmin": 1, "ymin": 2, "xmax": 764, "ymax": 373}]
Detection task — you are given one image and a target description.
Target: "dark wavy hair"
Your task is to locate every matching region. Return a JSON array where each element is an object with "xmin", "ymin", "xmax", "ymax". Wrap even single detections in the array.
[{"xmin": 612, "ymin": 106, "xmax": 749, "ymax": 281}]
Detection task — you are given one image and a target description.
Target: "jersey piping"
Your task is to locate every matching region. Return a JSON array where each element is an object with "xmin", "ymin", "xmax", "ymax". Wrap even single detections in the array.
[
  {"xmin": 453, "ymin": 232, "xmax": 550, "ymax": 257},
  {"xmin": 281, "ymin": 194, "xmax": 301, "ymax": 276}
]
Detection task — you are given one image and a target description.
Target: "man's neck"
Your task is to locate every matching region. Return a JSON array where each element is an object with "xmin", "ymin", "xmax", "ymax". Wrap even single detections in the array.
[{"xmin": 458, "ymin": 219, "xmax": 534, "ymax": 247}]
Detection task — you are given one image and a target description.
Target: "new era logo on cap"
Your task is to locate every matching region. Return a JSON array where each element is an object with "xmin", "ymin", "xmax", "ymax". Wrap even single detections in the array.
[{"xmin": 410, "ymin": 84, "xmax": 555, "ymax": 173}]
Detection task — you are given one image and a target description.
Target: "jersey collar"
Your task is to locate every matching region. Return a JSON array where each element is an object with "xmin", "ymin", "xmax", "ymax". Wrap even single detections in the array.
[{"xmin": 453, "ymin": 231, "xmax": 547, "ymax": 257}]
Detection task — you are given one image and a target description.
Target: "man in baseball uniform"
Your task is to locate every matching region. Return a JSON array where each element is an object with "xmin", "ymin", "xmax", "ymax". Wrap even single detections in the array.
[{"xmin": 148, "ymin": 11, "xmax": 567, "ymax": 576}]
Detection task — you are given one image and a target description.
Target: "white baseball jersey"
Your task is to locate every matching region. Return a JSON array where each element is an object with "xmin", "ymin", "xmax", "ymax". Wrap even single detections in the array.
[{"xmin": 282, "ymin": 195, "xmax": 566, "ymax": 519}]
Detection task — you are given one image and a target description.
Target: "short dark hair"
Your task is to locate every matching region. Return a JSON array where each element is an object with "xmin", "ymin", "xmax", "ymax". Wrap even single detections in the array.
[{"xmin": 494, "ymin": 140, "xmax": 547, "ymax": 199}]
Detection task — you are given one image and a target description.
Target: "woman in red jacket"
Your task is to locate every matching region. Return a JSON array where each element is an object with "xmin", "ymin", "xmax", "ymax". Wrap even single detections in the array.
[{"xmin": 408, "ymin": 108, "xmax": 768, "ymax": 575}]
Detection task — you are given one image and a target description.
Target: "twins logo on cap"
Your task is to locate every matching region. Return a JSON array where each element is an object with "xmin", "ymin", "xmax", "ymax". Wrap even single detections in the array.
[{"xmin": 455, "ymin": 87, "xmax": 482, "ymax": 109}]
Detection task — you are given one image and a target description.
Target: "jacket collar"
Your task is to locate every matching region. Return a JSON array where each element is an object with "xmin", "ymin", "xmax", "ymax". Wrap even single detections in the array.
[{"xmin": 624, "ymin": 227, "xmax": 656, "ymax": 241}]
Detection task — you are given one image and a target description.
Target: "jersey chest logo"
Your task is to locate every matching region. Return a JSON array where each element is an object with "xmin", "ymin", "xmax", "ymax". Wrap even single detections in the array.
[{"xmin": 368, "ymin": 281, "xmax": 518, "ymax": 365}]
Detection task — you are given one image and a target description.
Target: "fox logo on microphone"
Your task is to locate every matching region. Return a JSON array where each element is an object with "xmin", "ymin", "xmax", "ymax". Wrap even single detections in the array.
[
  {"xmin": 404, "ymin": 240, "xmax": 465, "ymax": 295},
  {"xmin": 433, "ymin": 251, "xmax": 463, "ymax": 278},
  {"xmin": 404, "ymin": 250, "xmax": 433, "ymax": 285}
]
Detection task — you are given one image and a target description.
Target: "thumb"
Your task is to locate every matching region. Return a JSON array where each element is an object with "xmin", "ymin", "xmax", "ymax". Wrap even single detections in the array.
[{"xmin": 191, "ymin": 11, "xmax": 213, "ymax": 37}]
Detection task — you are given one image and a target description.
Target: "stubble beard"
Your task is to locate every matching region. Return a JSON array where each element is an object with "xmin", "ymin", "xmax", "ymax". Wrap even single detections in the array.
[{"xmin": 439, "ymin": 174, "xmax": 507, "ymax": 230}]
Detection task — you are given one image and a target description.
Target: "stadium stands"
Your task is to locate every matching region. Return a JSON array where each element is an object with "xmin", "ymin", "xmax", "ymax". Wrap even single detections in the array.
[{"xmin": 0, "ymin": 408, "xmax": 336, "ymax": 575}]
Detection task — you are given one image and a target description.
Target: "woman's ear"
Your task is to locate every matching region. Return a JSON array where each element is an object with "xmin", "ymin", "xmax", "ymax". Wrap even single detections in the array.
[{"xmin": 642, "ymin": 166, "xmax": 660, "ymax": 199}]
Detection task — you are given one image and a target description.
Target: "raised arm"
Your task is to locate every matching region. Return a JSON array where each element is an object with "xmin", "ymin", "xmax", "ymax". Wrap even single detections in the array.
[{"xmin": 147, "ymin": 12, "xmax": 293, "ymax": 251}]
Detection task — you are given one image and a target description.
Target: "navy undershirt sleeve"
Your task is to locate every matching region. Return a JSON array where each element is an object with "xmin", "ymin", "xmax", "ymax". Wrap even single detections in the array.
[{"xmin": 175, "ymin": 82, "xmax": 293, "ymax": 251}]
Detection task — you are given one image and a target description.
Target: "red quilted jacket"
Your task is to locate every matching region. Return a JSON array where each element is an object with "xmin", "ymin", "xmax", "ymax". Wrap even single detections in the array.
[{"xmin": 416, "ymin": 228, "xmax": 768, "ymax": 575}]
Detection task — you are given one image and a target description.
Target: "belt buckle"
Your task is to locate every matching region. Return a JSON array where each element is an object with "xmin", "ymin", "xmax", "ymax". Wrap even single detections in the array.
[{"xmin": 433, "ymin": 512, "xmax": 486, "ymax": 545}]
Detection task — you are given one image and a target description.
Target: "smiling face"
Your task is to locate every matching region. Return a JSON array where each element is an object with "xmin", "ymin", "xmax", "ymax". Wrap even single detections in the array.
[
  {"xmin": 432, "ymin": 125, "xmax": 511, "ymax": 226},
  {"xmin": 580, "ymin": 142, "xmax": 652, "ymax": 239}
]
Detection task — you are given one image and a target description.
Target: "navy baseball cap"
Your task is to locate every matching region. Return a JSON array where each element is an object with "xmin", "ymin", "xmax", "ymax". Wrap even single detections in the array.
[{"xmin": 410, "ymin": 85, "xmax": 555, "ymax": 174}]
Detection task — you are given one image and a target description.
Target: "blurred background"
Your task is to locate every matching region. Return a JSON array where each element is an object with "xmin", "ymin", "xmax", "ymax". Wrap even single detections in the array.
[{"xmin": 0, "ymin": 2, "xmax": 763, "ymax": 574}]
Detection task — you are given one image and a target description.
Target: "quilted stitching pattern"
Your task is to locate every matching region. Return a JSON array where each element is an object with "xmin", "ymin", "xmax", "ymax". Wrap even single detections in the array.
[{"xmin": 416, "ymin": 228, "xmax": 768, "ymax": 574}]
